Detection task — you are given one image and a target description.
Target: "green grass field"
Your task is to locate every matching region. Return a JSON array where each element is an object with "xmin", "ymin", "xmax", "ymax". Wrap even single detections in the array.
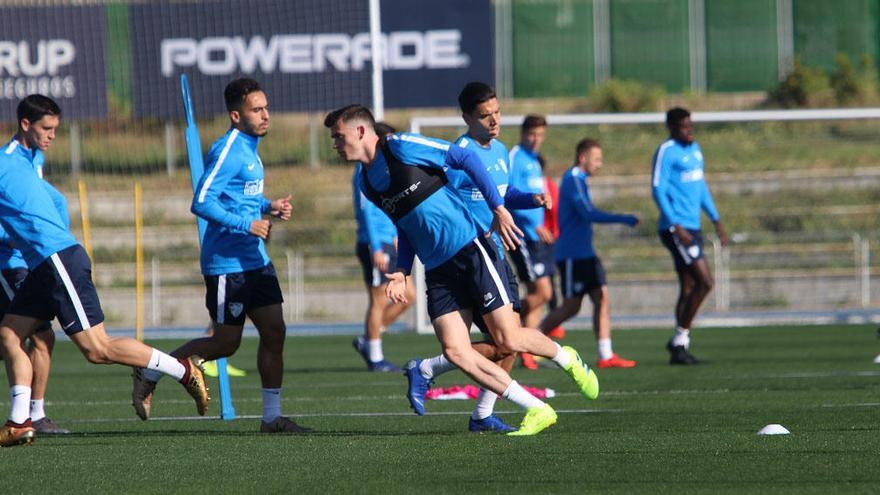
[{"xmin": 3, "ymin": 324, "xmax": 879, "ymax": 493}]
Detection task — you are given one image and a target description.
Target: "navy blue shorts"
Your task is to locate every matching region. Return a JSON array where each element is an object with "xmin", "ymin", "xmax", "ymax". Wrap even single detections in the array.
[
  {"xmin": 356, "ymin": 242, "xmax": 398, "ymax": 288},
  {"xmin": 557, "ymin": 256, "xmax": 606, "ymax": 299},
  {"xmin": 473, "ymin": 258, "xmax": 522, "ymax": 334},
  {"xmin": 7, "ymin": 244, "xmax": 104, "ymax": 336},
  {"xmin": 0, "ymin": 268, "xmax": 51, "ymax": 333},
  {"xmin": 659, "ymin": 228, "xmax": 704, "ymax": 272},
  {"xmin": 204, "ymin": 263, "xmax": 284, "ymax": 326},
  {"xmin": 509, "ymin": 240, "xmax": 556, "ymax": 282},
  {"xmin": 425, "ymin": 236, "xmax": 519, "ymax": 322}
]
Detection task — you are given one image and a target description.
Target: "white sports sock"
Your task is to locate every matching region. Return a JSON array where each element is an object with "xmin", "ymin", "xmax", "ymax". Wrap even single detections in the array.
[
  {"xmin": 471, "ymin": 388, "xmax": 498, "ymax": 420},
  {"xmin": 597, "ymin": 338, "xmax": 613, "ymax": 361},
  {"xmin": 502, "ymin": 380, "xmax": 545, "ymax": 410},
  {"xmin": 29, "ymin": 399, "xmax": 46, "ymax": 422},
  {"xmin": 367, "ymin": 339, "xmax": 384, "ymax": 362},
  {"xmin": 672, "ymin": 326, "xmax": 690, "ymax": 348},
  {"xmin": 9, "ymin": 385, "xmax": 31, "ymax": 424},
  {"xmin": 419, "ymin": 354, "xmax": 456, "ymax": 379},
  {"xmin": 262, "ymin": 388, "xmax": 282, "ymax": 423},
  {"xmin": 551, "ymin": 342, "xmax": 571, "ymax": 368},
  {"xmin": 146, "ymin": 349, "xmax": 185, "ymax": 381}
]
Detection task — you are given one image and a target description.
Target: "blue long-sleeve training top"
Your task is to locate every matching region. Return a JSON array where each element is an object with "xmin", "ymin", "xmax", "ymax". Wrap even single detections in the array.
[
  {"xmin": 508, "ymin": 144, "xmax": 546, "ymax": 242},
  {"xmin": 651, "ymin": 139, "xmax": 720, "ymax": 231},
  {"xmin": 0, "ymin": 138, "xmax": 77, "ymax": 269},
  {"xmin": 555, "ymin": 165, "xmax": 637, "ymax": 261},
  {"xmin": 360, "ymin": 132, "xmax": 501, "ymax": 273},
  {"xmin": 192, "ymin": 128, "xmax": 273, "ymax": 275},
  {"xmin": 445, "ymin": 135, "xmax": 538, "ymax": 254},
  {"xmin": 0, "ymin": 148, "xmax": 70, "ymax": 270},
  {"xmin": 353, "ymin": 163, "xmax": 397, "ymax": 252}
]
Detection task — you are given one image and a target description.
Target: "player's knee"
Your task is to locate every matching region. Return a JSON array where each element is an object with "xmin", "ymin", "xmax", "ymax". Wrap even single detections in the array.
[
  {"xmin": 258, "ymin": 330, "xmax": 285, "ymax": 352},
  {"xmin": 81, "ymin": 344, "xmax": 112, "ymax": 364}
]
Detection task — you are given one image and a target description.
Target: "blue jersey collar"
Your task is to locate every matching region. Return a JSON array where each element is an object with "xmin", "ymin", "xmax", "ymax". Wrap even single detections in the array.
[
  {"xmin": 4, "ymin": 137, "xmax": 39, "ymax": 163},
  {"xmin": 229, "ymin": 127, "xmax": 260, "ymax": 150}
]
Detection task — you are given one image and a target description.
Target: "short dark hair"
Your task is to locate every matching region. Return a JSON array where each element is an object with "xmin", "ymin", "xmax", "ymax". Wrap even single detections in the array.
[
  {"xmin": 374, "ymin": 121, "xmax": 397, "ymax": 136},
  {"xmin": 17, "ymin": 94, "xmax": 61, "ymax": 127},
  {"xmin": 224, "ymin": 78, "xmax": 262, "ymax": 112},
  {"xmin": 575, "ymin": 138, "xmax": 601, "ymax": 158},
  {"xmin": 323, "ymin": 104, "xmax": 376, "ymax": 128},
  {"xmin": 666, "ymin": 107, "xmax": 690, "ymax": 127},
  {"xmin": 521, "ymin": 114, "xmax": 547, "ymax": 133},
  {"xmin": 458, "ymin": 82, "xmax": 496, "ymax": 114}
]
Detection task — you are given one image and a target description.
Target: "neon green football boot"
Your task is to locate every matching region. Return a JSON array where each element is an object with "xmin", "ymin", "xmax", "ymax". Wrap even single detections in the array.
[
  {"xmin": 561, "ymin": 346, "xmax": 600, "ymax": 400},
  {"xmin": 507, "ymin": 404, "xmax": 558, "ymax": 436}
]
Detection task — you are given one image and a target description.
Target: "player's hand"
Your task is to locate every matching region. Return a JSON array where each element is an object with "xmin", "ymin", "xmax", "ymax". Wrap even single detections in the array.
[
  {"xmin": 673, "ymin": 224, "xmax": 693, "ymax": 246},
  {"xmin": 533, "ymin": 192, "xmax": 552, "ymax": 210},
  {"xmin": 627, "ymin": 215, "xmax": 640, "ymax": 227},
  {"xmin": 269, "ymin": 194, "xmax": 292, "ymax": 221},
  {"xmin": 385, "ymin": 271, "xmax": 408, "ymax": 304},
  {"xmin": 714, "ymin": 220, "xmax": 729, "ymax": 247},
  {"xmin": 490, "ymin": 205, "xmax": 523, "ymax": 251},
  {"xmin": 372, "ymin": 250, "xmax": 389, "ymax": 272},
  {"xmin": 535, "ymin": 225, "xmax": 555, "ymax": 244},
  {"xmin": 249, "ymin": 219, "xmax": 272, "ymax": 239}
]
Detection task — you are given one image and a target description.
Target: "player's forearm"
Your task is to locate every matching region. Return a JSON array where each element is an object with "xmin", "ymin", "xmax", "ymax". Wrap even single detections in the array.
[
  {"xmin": 191, "ymin": 200, "xmax": 250, "ymax": 232},
  {"xmin": 503, "ymin": 186, "xmax": 541, "ymax": 210}
]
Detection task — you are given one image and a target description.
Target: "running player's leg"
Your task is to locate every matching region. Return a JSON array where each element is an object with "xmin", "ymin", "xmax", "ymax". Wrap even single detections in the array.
[
  {"xmin": 27, "ymin": 326, "xmax": 69, "ymax": 433},
  {"xmin": 354, "ymin": 243, "xmax": 399, "ymax": 371},
  {"xmin": 0, "ymin": 315, "xmax": 40, "ymax": 446},
  {"xmin": 522, "ymin": 276, "xmax": 553, "ymax": 329},
  {"xmin": 588, "ymin": 286, "xmax": 635, "ymax": 368},
  {"xmin": 679, "ymin": 258, "xmax": 714, "ymax": 330}
]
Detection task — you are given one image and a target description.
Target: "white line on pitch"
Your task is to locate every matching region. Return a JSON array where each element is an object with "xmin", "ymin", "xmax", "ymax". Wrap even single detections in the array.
[
  {"xmin": 821, "ymin": 402, "xmax": 880, "ymax": 408},
  {"xmin": 62, "ymin": 408, "xmax": 622, "ymax": 424}
]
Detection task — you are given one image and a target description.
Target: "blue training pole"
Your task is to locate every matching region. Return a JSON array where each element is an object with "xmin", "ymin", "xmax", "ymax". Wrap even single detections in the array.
[{"xmin": 180, "ymin": 74, "xmax": 236, "ymax": 421}]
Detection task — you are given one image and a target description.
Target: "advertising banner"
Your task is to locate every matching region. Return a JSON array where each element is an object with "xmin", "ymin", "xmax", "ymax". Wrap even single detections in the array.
[
  {"xmin": 0, "ymin": 5, "xmax": 108, "ymax": 120},
  {"xmin": 130, "ymin": 0, "xmax": 493, "ymax": 117}
]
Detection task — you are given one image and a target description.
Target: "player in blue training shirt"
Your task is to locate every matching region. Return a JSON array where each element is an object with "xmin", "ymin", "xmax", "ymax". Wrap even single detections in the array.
[
  {"xmin": 508, "ymin": 115, "xmax": 558, "ymax": 345},
  {"xmin": 0, "ymin": 147, "xmax": 71, "ymax": 435},
  {"xmin": 351, "ymin": 121, "xmax": 413, "ymax": 372},
  {"xmin": 652, "ymin": 107, "xmax": 728, "ymax": 365},
  {"xmin": 0, "ymin": 95, "xmax": 208, "ymax": 448},
  {"xmin": 405, "ymin": 83, "xmax": 550, "ymax": 433},
  {"xmin": 538, "ymin": 139, "xmax": 639, "ymax": 368},
  {"xmin": 131, "ymin": 79, "xmax": 309, "ymax": 433},
  {"xmin": 326, "ymin": 104, "xmax": 597, "ymax": 436}
]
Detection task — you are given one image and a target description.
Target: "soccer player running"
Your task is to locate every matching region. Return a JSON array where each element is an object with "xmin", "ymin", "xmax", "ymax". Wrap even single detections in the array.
[
  {"xmin": 652, "ymin": 107, "xmax": 728, "ymax": 365},
  {"xmin": 0, "ymin": 146, "xmax": 70, "ymax": 435},
  {"xmin": 131, "ymin": 78, "xmax": 309, "ymax": 433},
  {"xmin": 538, "ymin": 139, "xmax": 639, "ymax": 368},
  {"xmin": 0, "ymin": 95, "xmax": 208, "ymax": 447},
  {"xmin": 351, "ymin": 121, "xmax": 413, "ymax": 372},
  {"xmin": 327, "ymin": 103, "xmax": 598, "ymax": 436},
  {"xmin": 403, "ymin": 83, "xmax": 552, "ymax": 433},
  {"xmin": 508, "ymin": 115, "xmax": 559, "ymax": 369}
]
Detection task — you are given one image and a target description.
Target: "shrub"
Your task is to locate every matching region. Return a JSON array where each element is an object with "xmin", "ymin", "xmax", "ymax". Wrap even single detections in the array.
[
  {"xmin": 589, "ymin": 78, "xmax": 666, "ymax": 112},
  {"xmin": 831, "ymin": 54, "xmax": 878, "ymax": 106},
  {"xmin": 766, "ymin": 59, "xmax": 834, "ymax": 108}
]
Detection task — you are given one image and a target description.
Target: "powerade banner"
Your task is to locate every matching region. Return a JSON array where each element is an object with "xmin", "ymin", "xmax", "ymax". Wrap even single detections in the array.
[
  {"xmin": 130, "ymin": 0, "xmax": 492, "ymax": 117},
  {"xmin": 0, "ymin": 6, "xmax": 107, "ymax": 120}
]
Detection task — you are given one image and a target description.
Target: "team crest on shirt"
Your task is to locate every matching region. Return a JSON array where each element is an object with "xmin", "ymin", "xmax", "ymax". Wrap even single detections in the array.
[
  {"xmin": 243, "ymin": 179, "xmax": 264, "ymax": 195},
  {"xmin": 228, "ymin": 302, "xmax": 244, "ymax": 318}
]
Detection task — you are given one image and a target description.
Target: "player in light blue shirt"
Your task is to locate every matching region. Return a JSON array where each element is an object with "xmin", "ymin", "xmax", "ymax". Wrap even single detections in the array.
[
  {"xmin": 417, "ymin": 84, "xmax": 550, "ymax": 433},
  {"xmin": 508, "ymin": 115, "xmax": 560, "ymax": 341},
  {"xmin": 1, "ymin": 95, "xmax": 207, "ymax": 447},
  {"xmin": 538, "ymin": 138, "xmax": 639, "ymax": 369},
  {"xmin": 351, "ymin": 122, "xmax": 413, "ymax": 372},
  {"xmin": 327, "ymin": 104, "xmax": 600, "ymax": 436},
  {"xmin": 0, "ymin": 145, "xmax": 71, "ymax": 435},
  {"xmin": 132, "ymin": 79, "xmax": 309, "ymax": 434},
  {"xmin": 651, "ymin": 107, "xmax": 728, "ymax": 365}
]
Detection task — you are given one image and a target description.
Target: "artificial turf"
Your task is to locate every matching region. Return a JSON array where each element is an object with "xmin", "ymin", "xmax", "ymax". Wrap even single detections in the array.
[{"xmin": 2, "ymin": 324, "xmax": 878, "ymax": 494}]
